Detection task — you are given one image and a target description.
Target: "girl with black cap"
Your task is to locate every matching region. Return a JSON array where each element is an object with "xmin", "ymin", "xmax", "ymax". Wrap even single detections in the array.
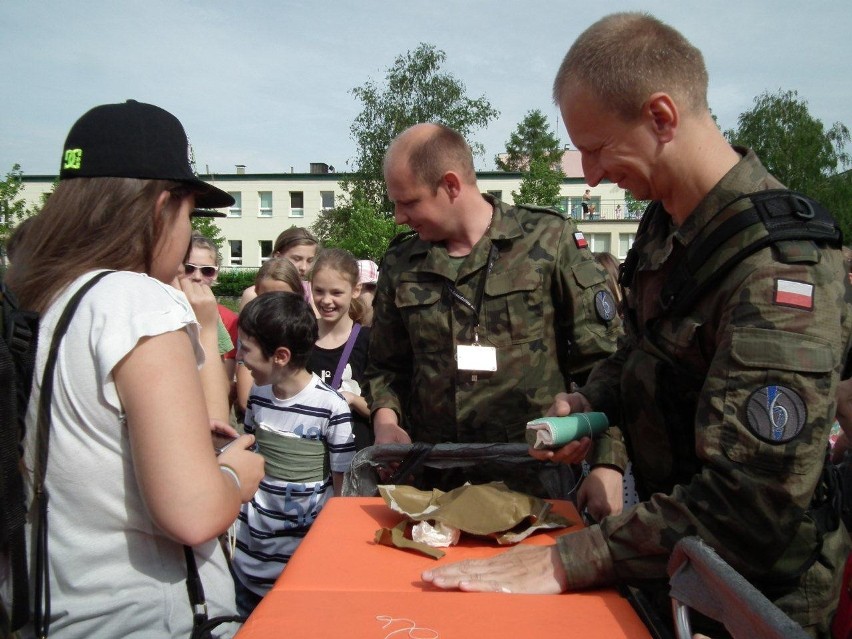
[{"xmin": 3, "ymin": 100, "xmax": 264, "ymax": 638}]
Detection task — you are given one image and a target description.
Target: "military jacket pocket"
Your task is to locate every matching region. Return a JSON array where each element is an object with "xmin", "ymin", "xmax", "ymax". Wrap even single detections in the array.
[
  {"xmin": 395, "ymin": 281, "xmax": 446, "ymax": 353},
  {"xmin": 482, "ymin": 268, "xmax": 543, "ymax": 346},
  {"xmin": 721, "ymin": 327, "xmax": 835, "ymax": 475}
]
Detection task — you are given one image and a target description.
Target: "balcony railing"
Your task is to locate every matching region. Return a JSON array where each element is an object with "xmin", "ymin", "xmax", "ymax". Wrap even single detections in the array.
[{"xmin": 559, "ymin": 199, "xmax": 644, "ymax": 222}]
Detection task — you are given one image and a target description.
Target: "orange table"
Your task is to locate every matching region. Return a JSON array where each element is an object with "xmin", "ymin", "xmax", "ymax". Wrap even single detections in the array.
[{"xmin": 236, "ymin": 496, "xmax": 652, "ymax": 638}]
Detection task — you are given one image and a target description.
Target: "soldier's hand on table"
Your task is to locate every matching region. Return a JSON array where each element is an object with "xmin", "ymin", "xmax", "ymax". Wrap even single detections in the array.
[
  {"xmin": 422, "ymin": 545, "xmax": 567, "ymax": 594},
  {"xmin": 578, "ymin": 466, "xmax": 624, "ymax": 521}
]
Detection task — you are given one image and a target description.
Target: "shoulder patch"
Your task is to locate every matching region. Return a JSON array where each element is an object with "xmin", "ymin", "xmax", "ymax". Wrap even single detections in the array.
[
  {"xmin": 573, "ymin": 231, "xmax": 588, "ymax": 249},
  {"xmin": 594, "ymin": 290, "xmax": 617, "ymax": 322},
  {"xmin": 746, "ymin": 385, "xmax": 807, "ymax": 443}
]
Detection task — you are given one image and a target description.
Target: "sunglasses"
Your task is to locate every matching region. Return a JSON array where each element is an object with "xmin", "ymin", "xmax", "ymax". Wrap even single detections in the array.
[{"xmin": 184, "ymin": 263, "xmax": 219, "ymax": 278}]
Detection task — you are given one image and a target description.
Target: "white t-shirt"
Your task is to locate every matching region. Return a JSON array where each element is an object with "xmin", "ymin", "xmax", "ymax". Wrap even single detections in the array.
[{"xmin": 18, "ymin": 271, "xmax": 238, "ymax": 638}]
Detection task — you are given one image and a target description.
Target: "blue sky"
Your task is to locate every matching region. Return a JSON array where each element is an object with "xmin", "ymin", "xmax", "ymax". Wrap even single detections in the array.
[{"xmin": 2, "ymin": 1, "xmax": 850, "ymax": 176}]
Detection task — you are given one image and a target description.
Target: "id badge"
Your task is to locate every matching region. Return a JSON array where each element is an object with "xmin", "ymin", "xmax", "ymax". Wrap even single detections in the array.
[{"xmin": 456, "ymin": 344, "xmax": 497, "ymax": 372}]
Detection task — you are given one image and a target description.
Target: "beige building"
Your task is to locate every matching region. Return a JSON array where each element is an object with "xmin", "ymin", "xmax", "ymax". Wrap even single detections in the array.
[{"xmin": 19, "ymin": 152, "xmax": 640, "ymax": 268}]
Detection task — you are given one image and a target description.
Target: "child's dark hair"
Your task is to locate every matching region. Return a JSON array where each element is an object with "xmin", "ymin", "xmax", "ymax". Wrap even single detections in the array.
[
  {"xmin": 238, "ymin": 292, "xmax": 318, "ymax": 367},
  {"xmin": 310, "ymin": 247, "xmax": 366, "ymax": 323}
]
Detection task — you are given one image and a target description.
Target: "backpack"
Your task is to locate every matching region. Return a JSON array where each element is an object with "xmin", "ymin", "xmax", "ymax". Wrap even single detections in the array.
[{"xmin": 0, "ymin": 280, "xmax": 39, "ymax": 635}]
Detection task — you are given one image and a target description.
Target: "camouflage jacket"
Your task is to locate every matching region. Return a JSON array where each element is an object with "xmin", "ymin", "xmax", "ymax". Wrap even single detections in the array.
[
  {"xmin": 364, "ymin": 195, "xmax": 620, "ymax": 444},
  {"xmin": 561, "ymin": 150, "xmax": 851, "ymax": 629}
]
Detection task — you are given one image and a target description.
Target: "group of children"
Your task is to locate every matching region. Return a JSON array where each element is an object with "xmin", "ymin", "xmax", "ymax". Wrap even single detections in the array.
[{"xmin": 186, "ymin": 226, "xmax": 378, "ymax": 615}]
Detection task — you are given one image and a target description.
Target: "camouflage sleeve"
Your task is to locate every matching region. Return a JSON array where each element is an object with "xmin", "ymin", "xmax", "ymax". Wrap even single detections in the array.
[
  {"xmin": 363, "ymin": 260, "xmax": 411, "ymax": 423},
  {"xmin": 581, "ymin": 345, "xmax": 631, "ymax": 470},
  {"xmin": 558, "ymin": 248, "xmax": 851, "ymax": 589},
  {"xmin": 552, "ymin": 224, "xmax": 622, "ymax": 385}
]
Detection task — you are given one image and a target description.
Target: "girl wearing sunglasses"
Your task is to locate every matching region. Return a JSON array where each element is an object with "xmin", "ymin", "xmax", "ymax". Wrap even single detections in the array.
[{"xmin": 180, "ymin": 233, "xmax": 241, "ymax": 407}]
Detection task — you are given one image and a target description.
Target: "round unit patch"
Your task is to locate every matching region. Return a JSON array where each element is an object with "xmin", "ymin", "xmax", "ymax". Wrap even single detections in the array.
[
  {"xmin": 746, "ymin": 385, "xmax": 807, "ymax": 443},
  {"xmin": 594, "ymin": 290, "xmax": 617, "ymax": 322}
]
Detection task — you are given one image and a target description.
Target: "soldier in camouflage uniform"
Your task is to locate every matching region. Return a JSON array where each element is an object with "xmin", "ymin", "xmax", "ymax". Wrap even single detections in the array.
[
  {"xmin": 422, "ymin": 13, "xmax": 850, "ymax": 637},
  {"xmin": 364, "ymin": 123, "xmax": 621, "ymax": 486}
]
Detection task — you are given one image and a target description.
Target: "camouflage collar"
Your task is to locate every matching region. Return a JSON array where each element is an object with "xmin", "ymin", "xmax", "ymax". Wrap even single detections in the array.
[{"xmin": 675, "ymin": 148, "xmax": 779, "ymax": 247}]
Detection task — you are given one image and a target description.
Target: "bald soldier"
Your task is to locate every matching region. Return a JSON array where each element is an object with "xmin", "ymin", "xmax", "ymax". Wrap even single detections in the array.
[
  {"xmin": 364, "ymin": 123, "xmax": 620, "ymax": 492},
  {"xmin": 423, "ymin": 13, "xmax": 850, "ymax": 637}
]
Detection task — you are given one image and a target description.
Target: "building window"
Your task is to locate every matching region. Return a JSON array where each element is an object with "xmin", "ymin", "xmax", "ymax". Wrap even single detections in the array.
[
  {"xmin": 320, "ymin": 190, "xmax": 335, "ymax": 210},
  {"xmin": 260, "ymin": 240, "xmax": 273, "ymax": 263},
  {"xmin": 228, "ymin": 192, "xmax": 242, "ymax": 217},
  {"xmin": 588, "ymin": 233, "xmax": 611, "ymax": 254},
  {"xmin": 618, "ymin": 233, "xmax": 636, "ymax": 260},
  {"xmin": 289, "ymin": 191, "xmax": 304, "ymax": 218},
  {"xmin": 557, "ymin": 197, "xmax": 569, "ymax": 214},
  {"xmin": 258, "ymin": 191, "xmax": 273, "ymax": 217},
  {"xmin": 229, "ymin": 240, "xmax": 242, "ymax": 266},
  {"xmin": 486, "ymin": 190, "xmax": 502, "ymax": 201}
]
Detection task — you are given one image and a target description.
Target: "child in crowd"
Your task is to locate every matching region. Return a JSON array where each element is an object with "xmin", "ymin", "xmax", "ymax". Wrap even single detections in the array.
[
  {"xmin": 231, "ymin": 292, "xmax": 355, "ymax": 615},
  {"xmin": 239, "ymin": 226, "xmax": 319, "ymax": 309},
  {"xmin": 235, "ymin": 258, "xmax": 304, "ymax": 415},
  {"xmin": 182, "ymin": 232, "xmax": 239, "ymax": 368},
  {"xmin": 356, "ymin": 259, "xmax": 379, "ymax": 328},
  {"xmin": 308, "ymin": 249, "xmax": 373, "ymax": 450}
]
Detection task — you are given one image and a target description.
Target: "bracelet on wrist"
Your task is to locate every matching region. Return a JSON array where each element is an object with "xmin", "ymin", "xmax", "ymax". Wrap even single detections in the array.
[{"xmin": 219, "ymin": 464, "xmax": 242, "ymax": 492}]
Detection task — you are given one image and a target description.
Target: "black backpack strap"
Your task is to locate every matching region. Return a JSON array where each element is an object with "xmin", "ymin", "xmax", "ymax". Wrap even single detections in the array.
[
  {"xmin": 660, "ymin": 189, "xmax": 841, "ymax": 317},
  {"xmin": 0, "ymin": 283, "xmax": 39, "ymax": 633},
  {"xmin": 31, "ymin": 270, "xmax": 112, "ymax": 638}
]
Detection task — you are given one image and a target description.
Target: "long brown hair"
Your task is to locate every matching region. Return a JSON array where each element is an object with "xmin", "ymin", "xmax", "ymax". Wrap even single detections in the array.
[{"xmin": 6, "ymin": 177, "xmax": 185, "ymax": 312}]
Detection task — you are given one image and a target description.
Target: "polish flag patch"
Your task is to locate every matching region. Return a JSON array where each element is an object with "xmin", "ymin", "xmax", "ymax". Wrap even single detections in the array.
[
  {"xmin": 774, "ymin": 279, "xmax": 814, "ymax": 310},
  {"xmin": 573, "ymin": 232, "xmax": 588, "ymax": 249}
]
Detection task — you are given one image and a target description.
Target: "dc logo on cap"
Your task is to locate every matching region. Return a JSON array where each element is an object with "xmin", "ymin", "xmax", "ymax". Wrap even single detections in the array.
[{"xmin": 63, "ymin": 149, "xmax": 82, "ymax": 170}]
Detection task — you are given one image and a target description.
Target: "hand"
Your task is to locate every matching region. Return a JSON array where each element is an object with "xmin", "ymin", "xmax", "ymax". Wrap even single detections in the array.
[
  {"xmin": 210, "ymin": 418, "xmax": 239, "ymax": 440},
  {"xmin": 372, "ymin": 408, "xmax": 411, "ymax": 445},
  {"xmin": 578, "ymin": 466, "xmax": 624, "ymax": 521},
  {"xmin": 528, "ymin": 391, "xmax": 594, "ymax": 465},
  {"xmin": 218, "ymin": 434, "xmax": 265, "ymax": 503},
  {"xmin": 422, "ymin": 545, "xmax": 567, "ymax": 594},
  {"xmin": 176, "ymin": 277, "xmax": 219, "ymax": 328}
]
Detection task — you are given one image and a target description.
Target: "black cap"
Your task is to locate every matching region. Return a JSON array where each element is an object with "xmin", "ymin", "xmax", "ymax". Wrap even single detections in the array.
[{"xmin": 59, "ymin": 100, "xmax": 234, "ymax": 208}]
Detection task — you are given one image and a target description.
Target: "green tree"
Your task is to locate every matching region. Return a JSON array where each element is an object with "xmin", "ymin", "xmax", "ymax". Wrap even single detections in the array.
[
  {"xmin": 191, "ymin": 216, "xmax": 225, "ymax": 253},
  {"xmin": 725, "ymin": 89, "xmax": 850, "ymax": 195},
  {"xmin": 311, "ymin": 197, "xmax": 403, "ymax": 262},
  {"xmin": 624, "ymin": 192, "xmax": 650, "ymax": 219},
  {"xmin": 496, "ymin": 109, "xmax": 562, "ymax": 171},
  {"xmin": 816, "ymin": 169, "xmax": 852, "ymax": 242},
  {"xmin": 498, "ymin": 109, "xmax": 565, "ymax": 206},
  {"xmin": 512, "ymin": 156, "xmax": 563, "ymax": 207},
  {"xmin": 348, "ymin": 43, "xmax": 499, "ymax": 214},
  {"xmin": 1, "ymin": 164, "xmax": 29, "ymax": 267},
  {"xmin": 725, "ymin": 89, "xmax": 851, "ymax": 241}
]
